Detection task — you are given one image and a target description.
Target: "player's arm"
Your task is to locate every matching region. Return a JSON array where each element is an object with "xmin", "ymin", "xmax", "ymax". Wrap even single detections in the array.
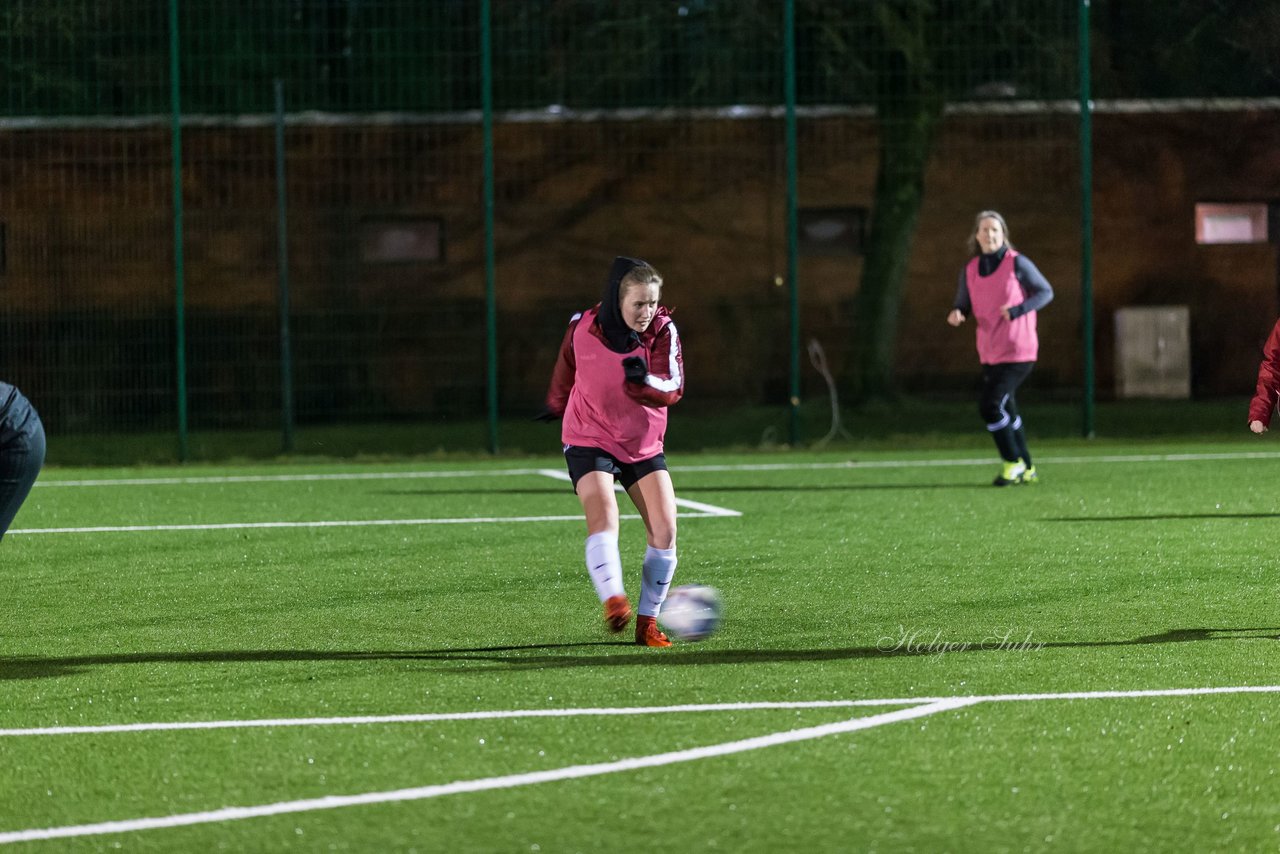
[
  {"xmin": 1248, "ymin": 320, "xmax": 1280, "ymax": 431},
  {"xmin": 623, "ymin": 322, "xmax": 684, "ymax": 408},
  {"xmin": 544, "ymin": 315, "xmax": 580, "ymax": 417},
  {"xmin": 1007, "ymin": 256, "xmax": 1054, "ymax": 318},
  {"xmin": 948, "ymin": 272, "xmax": 971, "ymax": 326}
]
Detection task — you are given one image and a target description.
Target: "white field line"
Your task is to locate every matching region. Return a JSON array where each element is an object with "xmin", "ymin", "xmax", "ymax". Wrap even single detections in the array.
[
  {"xmin": 675, "ymin": 450, "xmax": 1280, "ymax": 473},
  {"xmin": 35, "ymin": 469, "xmax": 547, "ymax": 488},
  {"xmin": 0, "ymin": 700, "xmax": 913, "ymax": 738},
  {"xmin": 32, "ymin": 450, "xmax": 1280, "ymax": 489},
  {"xmin": 666, "ymin": 496, "xmax": 742, "ymax": 517},
  {"xmin": 6, "ymin": 512, "xmax": 728, "ymax": 536},
  {"xmin": 535, "ymin": 468, "xmax": 741, "ymax": 517},
  {"xmin": 11, "ymin": 468, "xmax": 740, "ymax": 534},
  {"xmin": 0, "ymin": 698, "xmax": 975, "ymax": 845},
  {"xmin": 2, "ymin": 685, "xmax": 1277, "ymax": 843},
  {"xmin": 4, "ymin": 684, "xmax": 1277, "ymax": 739}
]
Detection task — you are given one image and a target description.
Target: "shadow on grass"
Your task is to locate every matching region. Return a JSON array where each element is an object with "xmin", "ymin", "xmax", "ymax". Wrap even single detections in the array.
[
  {"xmin": 3, "ymin": 628, "xmax": 1277, "ymax": 680},
  {"xmin": 1049, "ymin": 513, "xmax": 1280, "ymax": 521}
]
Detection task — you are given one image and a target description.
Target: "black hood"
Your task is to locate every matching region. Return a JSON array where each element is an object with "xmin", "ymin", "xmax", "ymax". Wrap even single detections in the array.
[{"xmin": 598, "ymin": 256, "xmax": 645, "ymax": 353}]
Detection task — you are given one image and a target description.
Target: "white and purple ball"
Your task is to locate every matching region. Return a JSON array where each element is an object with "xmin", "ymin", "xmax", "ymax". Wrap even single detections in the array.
[{"xmin": 658, "ymin": 584, "xmax": 723, "ymax": 642}]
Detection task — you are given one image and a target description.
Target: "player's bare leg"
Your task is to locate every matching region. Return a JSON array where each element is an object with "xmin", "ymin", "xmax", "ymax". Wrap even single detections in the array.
[
  {"xmin": 576, "ymin": 471, "xmax": 630, "ymax": 632},
  {"xmin": 627, "ymin": 469, "xmax": 677, "ymax": 550}
]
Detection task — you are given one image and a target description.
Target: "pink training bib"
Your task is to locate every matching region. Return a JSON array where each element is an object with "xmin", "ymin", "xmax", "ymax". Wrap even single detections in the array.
[
  {"xmin": 561, "ymin": 309, "xmax": 667, "ymax": 462},
  {"xmin": 966, "ymin": 249, "xmax": 1039, "ymax": 364}
]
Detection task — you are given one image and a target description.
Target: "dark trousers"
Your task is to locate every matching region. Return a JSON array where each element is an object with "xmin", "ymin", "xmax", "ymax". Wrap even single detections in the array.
[
  {"xmin": 0, "ymin": 388, "xmax": 46, "ymax": 540},
  {"xmin": 978, "ymin": 361, "xmax": 1035, "ymax": 464}
]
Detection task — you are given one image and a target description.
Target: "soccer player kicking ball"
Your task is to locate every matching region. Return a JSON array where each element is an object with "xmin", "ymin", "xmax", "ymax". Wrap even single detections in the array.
[
  {"xmin": 543, "ymin": 257, "xmax": 684, "ymax": 647},
  {"xmin": 1247, "ymin": 316, "xmax": 1280, "ymax": 434}
]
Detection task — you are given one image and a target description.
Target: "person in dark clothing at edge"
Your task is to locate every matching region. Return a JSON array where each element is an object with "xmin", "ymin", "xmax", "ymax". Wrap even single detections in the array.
[
  {"xmin": 0, "ymin": 381, "xmax": 45, "ymax": 540},
  {"xmin": 946, "ymin": 210, "xmax": 1054, "ymax": 486}
]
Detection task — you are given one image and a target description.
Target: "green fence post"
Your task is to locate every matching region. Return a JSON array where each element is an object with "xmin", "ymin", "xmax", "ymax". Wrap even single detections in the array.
[
  {"xmin": 1079, "ymin": 0, "xmax": 1095, "ymax": 438},
  {"xmin": 783, "ymin": 0, "xmax": 801, "ymax": 446},
  {"xmin": 274, "ymin": 79, "xmax": 296, "ymax": 454},
  {"xmin": 169, "ymin": 0, "xmax": 189, "ymax": 461},
  {"xmin": 481, "ymin": 0, "xmax": 499, "ymax": 454}
]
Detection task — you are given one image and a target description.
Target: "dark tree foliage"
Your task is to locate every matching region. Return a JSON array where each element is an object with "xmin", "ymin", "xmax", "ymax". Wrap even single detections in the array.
[
  {"xmin": 1094, "ymin": 0, "xmax": 1280, "ymax": 98},
  {"xmin": 2, "ymin": 1, "xmax": 1274, "ymax": 114}
]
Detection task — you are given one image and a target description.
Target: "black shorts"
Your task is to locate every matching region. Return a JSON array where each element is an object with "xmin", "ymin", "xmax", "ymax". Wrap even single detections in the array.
[{"xmin": 563, "ymin": 445, "xmax": 668, "ymax": 491}]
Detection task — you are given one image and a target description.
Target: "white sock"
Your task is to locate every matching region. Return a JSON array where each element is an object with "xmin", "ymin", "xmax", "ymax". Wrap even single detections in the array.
[
  {"xmin": 638, "ymin": 545, "xmax": 677, "ymax": 617},
  {"xmin": 584, "ymin": 532, "xmax": 625, "ymax": 602}
]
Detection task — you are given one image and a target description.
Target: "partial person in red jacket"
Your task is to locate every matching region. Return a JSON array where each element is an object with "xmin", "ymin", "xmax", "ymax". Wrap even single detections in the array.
[
  {"xmin": 544, "ymin": 256, "xmax": 684, "ymax": 647},
  {"xmin": 1248, "ymin": 317, "xmax": 1280, "ymax": 433}
]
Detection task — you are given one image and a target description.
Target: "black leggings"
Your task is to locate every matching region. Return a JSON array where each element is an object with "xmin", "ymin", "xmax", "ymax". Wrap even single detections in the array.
[
  {"xmin": 978, "ymin": 362, "xmax": 1035, "ymax": 464},
  {"xmin": 978, "ymin": 361, "xmax": 1034, "ymax": 427},
  {"xmin": 0, "ymin": 390, "xmax": 46, "ymax": 540}
]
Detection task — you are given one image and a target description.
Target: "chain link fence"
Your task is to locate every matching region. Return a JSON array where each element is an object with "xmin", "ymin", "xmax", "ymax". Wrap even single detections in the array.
[{"xmin": 1, "ymin": 1, "xmax": 1273, "ymax": 456}]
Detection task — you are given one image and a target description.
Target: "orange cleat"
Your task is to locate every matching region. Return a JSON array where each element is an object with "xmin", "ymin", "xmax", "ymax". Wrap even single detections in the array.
[
  {"xmin": 604, "ymin": 595, "xmax": 632, "ymax": 633},
  {"xmin": 635, "ymin": 615, "xmax": 672, "ymax": 647}
]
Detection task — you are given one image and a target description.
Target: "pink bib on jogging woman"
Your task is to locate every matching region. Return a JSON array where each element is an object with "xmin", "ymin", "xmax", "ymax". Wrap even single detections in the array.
[{"xmin": 966, "ymin": 249, "xmax": 1039, "ymax": 364}]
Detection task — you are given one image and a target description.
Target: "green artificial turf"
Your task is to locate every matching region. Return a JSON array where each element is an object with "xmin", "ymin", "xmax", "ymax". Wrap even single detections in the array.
[{"xmin": 1, "ymin": 438, "xmax": 1278, "ymax": 851}]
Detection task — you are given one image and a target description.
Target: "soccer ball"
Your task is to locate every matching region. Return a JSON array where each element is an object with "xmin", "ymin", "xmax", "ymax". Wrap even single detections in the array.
[{"xmin": 658, "ymin": 584, "xmax": 723, "ymax": 642}]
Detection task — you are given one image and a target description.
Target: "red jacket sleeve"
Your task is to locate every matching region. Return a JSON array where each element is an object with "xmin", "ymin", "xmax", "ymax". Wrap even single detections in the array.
[
  {"xmin": 624, "ymin": 320, "xmax": 684, "ymax": 408},
  {"xmin": 1249, "ymin": 319, "xmax": 1280, "ymax": 426},
  {"xmin": 544, "ymin": 315, "xmax": 579, "ymax": 416}
]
